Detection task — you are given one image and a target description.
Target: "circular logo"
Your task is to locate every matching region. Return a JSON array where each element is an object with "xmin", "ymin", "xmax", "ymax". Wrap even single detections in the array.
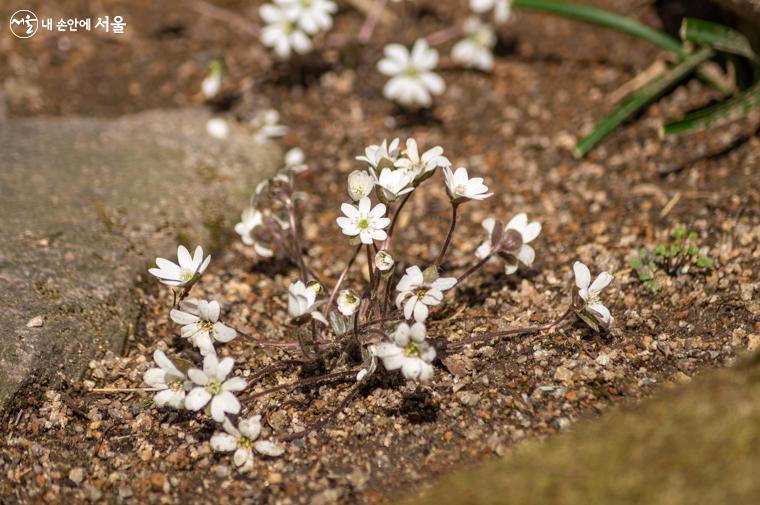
[{"xmin": 9, "ymin": 10, "xmax": 38, "ymax": 39}]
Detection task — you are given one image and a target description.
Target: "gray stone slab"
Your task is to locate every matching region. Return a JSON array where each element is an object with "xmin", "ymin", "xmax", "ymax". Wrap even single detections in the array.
[{"xmin": 0, "ymin": 109, "xmax": 280, "ymax": 410}]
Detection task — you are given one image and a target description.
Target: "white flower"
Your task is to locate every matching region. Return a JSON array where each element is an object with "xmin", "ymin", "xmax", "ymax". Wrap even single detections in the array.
[
  {"xmin": 336, "ymin": 197, "xmax": 390, "ymax": 245},
  {"xmin": 185, "ymin": 355, "xmax": 246, "ymax": 422},
  {"xmin": 275, "ymin": 0, "xmax": 337, "ymax": 34},
  {"xmin": 452, "ymin": 17, "xmax": 496, "ymax": 71},
  {"xmin": 284, "ymin": 147, "xmax": 308, "ymax": 173},
  {"xmin": 374, "ymin": 168, "xmax": 414, "ymax": 203},
  {"xmin": 210, "ymin": 416, "xmax": 284, "ymax": 471},
  {"xmin": 356, "ymin": 138, "xmax": 401, "ymax": 173},
  {"xmin": 148, "ymin": 245, "xmax": 211, "ymax": 287},
  {"xmin": 234, "ymin": 207, "xmax": 276, "ymax": 257},
  {"xmin": 206, "ymin": 118, "xmax": 230, "ymax": 139},
  {"xmin": 395, "ymin": 266, "xmax": 457, "ymax": 322},
  {"xmin": 337, "ymin": 289, "xmax": 361, "ymax": 316},
  {"xmin": 287, "ymin": 280, "xmax": 328, "ymax": 324},
  {"xmin": 371, "ymin": 322, "xmax": 436, "ymax": 382},
  {"xmin": 476, "ymin": 214, "xmax": 541, "ymax": 274},
  {"xmin": 201, "ymin": 61, "xmax": 223, "ymax": 98},
  {"xmin": 394, "ymin": 138, "xmax": 450, "ymax": 183},
  {"xmin": 347, "ymin": 170, "xmax": 375, "ymax": 201},
  {"xmin": 378, "ymin": 39, "xmax": 445, "ymax": 108},
  {"xmin": 573, "ymin": 261, "xmax": 614, "ymax": 329},
  {"xmin": 170, "ymin": 300, "xmax": 237, "ymax": 356},
  {"xmin": 143, "ymin": 350, "xmax": 190, "ymax": 409},
  {"xmin": 375, "ymin": 250, "xmax": 395, "ymax": 272},
  {"xmin": 251, "ymin": 108, "xmax": 289, "ymax": 143},
  {"xmin": 442, "ymin": 166, "xmax": 493, "ymax": 202},
  {"xmin": 470, "ymin": 0, "xmax": 511, "ymax": 24},
  {"xmin": 260, "ymin": 3, "xmax": 312, "ymax": 59}
]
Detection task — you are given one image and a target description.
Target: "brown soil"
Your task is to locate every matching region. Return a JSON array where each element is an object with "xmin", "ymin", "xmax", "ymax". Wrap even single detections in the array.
[{"xmin": 2, "ymin": 0, "xmax": 759, "ymax": 504}]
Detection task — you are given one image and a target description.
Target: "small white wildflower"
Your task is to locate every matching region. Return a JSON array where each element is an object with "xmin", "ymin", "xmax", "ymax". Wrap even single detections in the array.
[
  {"xmin": 201, "ymin": 60, "xmax": 223, "ymax": 98},
  {"xmin": 476, "ymin": 213, "xmax": 541, "ymax": 274},
  {"xmin": 395, "ymin": 266, "xmax": 457, "ymax": 322},
  {"xmin": 287, "ymin": 280, "xmax": 328, "ymax": 324},
  {"xmin": 394, "ymin": 138, "xmax": 450, "ymax": 183},
  {"xmin": 170, "ymin": 300, "xmax": 237, "ymax": 356},
  {"xmin": 210, "ymin": 416, "xmax": 284, "ymax": 471},
  {"xmin": 284, "ymin": 147, "xmax": 308, "ymax": 173},
  {"xmin": 452, "ymin": 17, "xmax": 496, "ymax": 71},
  {"xmin": 260, "ymin": 3, "xmax": 312, "ymax": 59},
  {"xmin": 251, "ymin": 108, "xmax": 289, "ymax": 143},
  {"xmin": 347, "ymin": 170, "xmax": 375, "ymax": 201},
  {"xmin": 337, "ymin": 289, "xmax": 361, "ymax": 316},
  {"xmin": 206, "ymin": 118, "xmax": 230, "ymax": 139},
  {"xmin": 470, "ymin": 0, "xmax": 511, "ymax": 24},
  {"xmin": 234, "ymin": 207, "xmax": 276, "ymax": 257},
  {"xmin": 378, "ymin": 39, "xmax": 445, "ymax": 108},
  {"xmin": 336, "ymin": 197, "xmax": 391, "ymax": 245},
  {"xmin": 143, "ymin": 350, "xmax": 191, "ymax": 409},
  {"xmin": 573, "ymin": 261, "xmax": 614, "ymax": 329},
  {"xmin": 275, "ymin": 0, "xmax": 337, "ymax": 34},
  {"xmin": 148, "ymin": 245, "xmax": 211, "ymax": 287},
  {"xmin": 185, "ymin": 355, "xmax": 246, "ymax": 422},
  {"xmin": 442, "ymin": 166, "xmax": 493, "ymax": 202},
  {"xmin": 372, "ymin": 322, "xmax": 436, "ymax": 382},
  {"xmin": 356, "ymin": 138, "xmax": 401, "ymax": 173},
  {"xmin": 375, "ymin": 250, "xmax": 395, "ymax": 272},
  {"xmin": 374, "ymin": 167, "xmax": 414, "ymax": 203}
]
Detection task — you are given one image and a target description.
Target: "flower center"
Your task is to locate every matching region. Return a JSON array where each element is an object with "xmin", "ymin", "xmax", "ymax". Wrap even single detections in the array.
[
  {"xmin": 474, "ymin": 30, "xmax": 490, "ymax": 47},
  {"xmin": 404, "ymin": 66, "xmax": 420, "ymax": 78},
  {"xmin": 238, "ymin": 437, "xmax": 253, "ymax": 449},
  {"xmin": 200, "ymin": 320, "xmax": 215, "ymax": 332},
  {"xmin": 207, "ymin": 380, "xmax": 222, "ymax": 395},
  {"xmin": 453, "ymin": 183, "xmax": 467, "ymax": 196},
  {"xmin": 358, "ymin": 218, "xmax": 370, "ymax": 229},
  {"xmin": 404, "ymin": 341, "xmax": 420, "ymax": 357},
  {"xmin": 170, "ymin": 378, "xmax": 184, "ymax": 391},
  {"xmin": 179, "ymin": 269, "xmax": 195, "ymax": 282},
  {"xmin": 503, "ymin": 229, "xmax": 524, "ymax": 251}
]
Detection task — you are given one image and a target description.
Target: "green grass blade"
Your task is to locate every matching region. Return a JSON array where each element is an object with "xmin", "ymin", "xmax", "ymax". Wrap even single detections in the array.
[
  {"xmin": 512, "ymin": 0, "xmax": 685, "ymax": 55},
  {"xmin": 661, "ymin": 79, "xmax": 760, "ymax": 135},
  {"xmin": 574, "ymin": 47, "xmax": 715, "ymax": 157},
  {"xmin": 680, "ymin": 18, "xmax": 758, "ymax": 62}
]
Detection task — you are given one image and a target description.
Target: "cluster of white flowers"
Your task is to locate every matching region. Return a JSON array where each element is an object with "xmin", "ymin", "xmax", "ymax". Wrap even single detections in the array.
[
  {"xmin": 139, "ymin": 133, "xmax": 617, "ymax": 469},
  {"xmin": 378, "ymin": 39, "xmax": 445, "ymax": 108},
  {"xmin": 145, "ymin": 246, "xmax": 283, "ymax": 470},
  {"xmin": 260, "ymin": 0, "xmax": 337, "ymax": 58}
]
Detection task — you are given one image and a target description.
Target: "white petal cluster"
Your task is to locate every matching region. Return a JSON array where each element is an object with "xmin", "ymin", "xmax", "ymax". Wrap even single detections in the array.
[
  {"xmin": 452, "ymin": 17, "xmax": 497, "ymax": 71},
  {"xmin": 337, "ymin": 289, "xmax": 361, "ymax": 316},
  {"xmin": 347, "ymin": 170, "xmax": 375, "ymax": 201},
  {"xmin": 443, "ymin": 166, "xmax": 493, "ymax": 202},
  {"xmin": 170, "ymin": 299, "xmax": 237, "ymax": 356},
  {"xmin": 185, "ymin": 355, "xmax": 247, "ymax": 422},
  {"xmin": 394, "ymin": 138, "xmax": 450, "ymax": 183},
  {"xmin": 476, "ymin": 213, "xmax": 541, "ymax": 274},
  {"xmin": 148, "ymin": 245, "xmax": 211, "ymax": 287},
  {"xmin": 144, "ymin": 350, "xmax": 191, "ymax": 409},
  {"xmin": 260, "ymin": 3, "xmax": 312, "ymax": 58},
  {"xmin": 336, "ymin": 197, "xmax": 391, "ymax": 244},
  {"xmin": 356, "ymin": 138, "xmax": 401, "ymax": 173},
  {"xmin": 210, "ymin": 416, "xmax": 284, "ymax": 471},
  {"xmin": 395, "ymin": 266, "xmax": 457, "ymax": 322},
  {"xmin": 276, "ymin": 0, "xmax": 337, "ymax": 34},
  {"xmin": 235, "ymin": 207, "xmax": 277, "ymax": 257},
  {"xmin": 374, "ymin": 250, "xmax": 395, "ymax": 272},
  {"xmin": 573, "ymin": 261, "xmax": 614, "ymax": 329},
  {"xmin": 251, "ymin": 109, "xmax": 289, "ymax": 144},
  {"xmin": 378, "ymin": 39, "xmax": 445, "ymax": 108},
  {"xmin": 288, "ymin": 280, "xmax": 328, "ymax": 324},
  {"xmin": 374, "ymin": 167, "xmax": 414, "ymax": 203},
  {"xmin": 470, "ymin": 0, "xmax": 512, "ymax": 24},
  {"xmin": 206, "ymin": 118, "xmax": 230, "ymax": 139},
  {"xmin": 372, "ymin": 322, "xmax": 436, "ymax": 382},
  {"xmin": 201, "ymin": 61, "xmax": 223, "ymax": 99}
]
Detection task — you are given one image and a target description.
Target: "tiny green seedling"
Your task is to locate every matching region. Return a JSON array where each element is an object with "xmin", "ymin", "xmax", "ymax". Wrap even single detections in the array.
[{"xmin": 629, "ymin": 227, "xmax": 714, "ymax": 292}]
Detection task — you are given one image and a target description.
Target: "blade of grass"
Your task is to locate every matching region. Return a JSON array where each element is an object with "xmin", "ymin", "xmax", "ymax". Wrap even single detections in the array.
[
  {"xmin": 512, "ymin": 0, "xmax": 730, "ymax": 95},
  {"xmin": 574, "ymin": 46, "xmax": 715, "ymax": 158},
  {"xmin": 680, "ymin": 18, "xmax": 758, "ymax": 62},
  {"xmin": 661, "ymin": 79, "xmax": 760, "ymax": 136}
]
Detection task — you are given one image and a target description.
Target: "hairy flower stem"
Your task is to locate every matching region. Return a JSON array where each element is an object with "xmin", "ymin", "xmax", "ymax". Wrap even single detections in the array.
[
  {"xmin": 426, "ymin": 23, "xmax": 464, "ymax": 46},
  {"xmin": 322, "ymin": 243, "xmax": 363, "ymax": 323},
  {"xmin": 286, "ymin": 199, "xmax": 309, "ymax": 283},
  {"xmin": 357, "ymin": 0, "xmax": 387, "ymax": 43},
  {"xmin": 383, "ymin": 192, "xmax": 413, "ymax": 251},
  {"xmin": 444, "ymin": 306, "xmax": 573, "ymax": 351},
  {"xmin": 280, "ymin": 379, "xmax": 366, "ymax": 441},
  {"xmin": 435, "ymin": 203, "xmax": 459, "ymax": 267},
  {"xmin": 457, "ymin": 251, "xmax": 496, "ymax": 283}
]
